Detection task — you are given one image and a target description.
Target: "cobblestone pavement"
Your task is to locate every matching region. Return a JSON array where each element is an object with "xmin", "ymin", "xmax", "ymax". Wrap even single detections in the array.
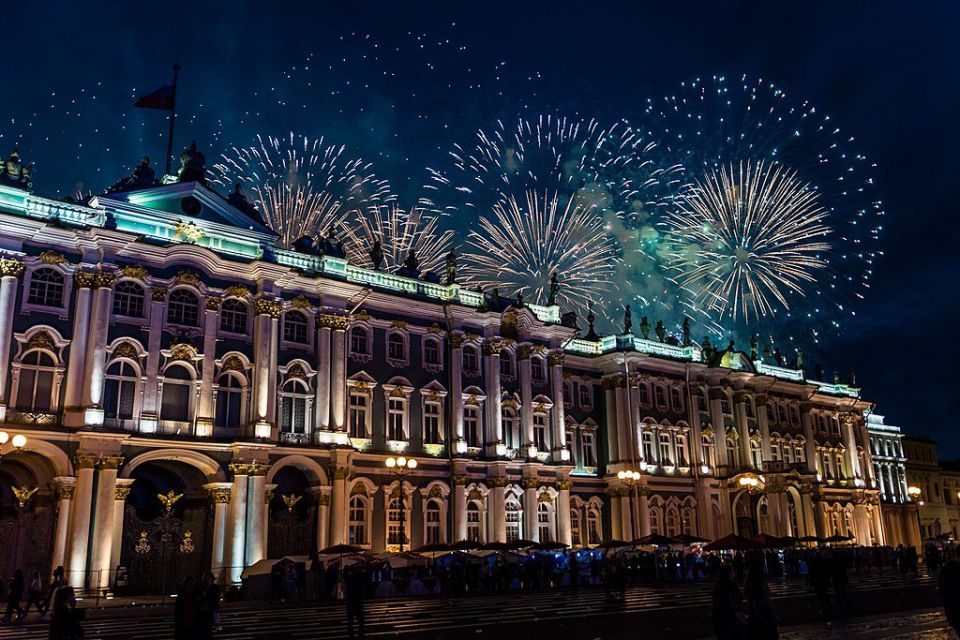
[{"xmin": 778, "ymin": 609, "xmax": 954, "ymax": 640}]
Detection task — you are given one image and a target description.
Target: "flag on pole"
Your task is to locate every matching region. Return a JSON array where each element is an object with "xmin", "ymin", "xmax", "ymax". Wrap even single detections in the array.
[{"xmin": 135, "ymin": 84, "xmax": 176, "ymax": 110}]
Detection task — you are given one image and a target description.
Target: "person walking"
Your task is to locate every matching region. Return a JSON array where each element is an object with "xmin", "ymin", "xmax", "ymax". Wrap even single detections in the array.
[
  {"xmin": 343, "ymin": 563, "xmax": 368, "ymax": 640},
  {"xmin": 173, "ymin": 576, "xmax": 198, "ymax": 640},
  {"xmin": 1, "ymin": 569, "xmax": 25, "ymax": 623},
  {"xmin": 711, "ymin": 565, "xmax": 743, "ymax": 640},
  {"xmin": 21, "ymin": 571, "xmax": 43, "ymax": 620},
  {"xmin": 47, "ymin": 585, "xmax": 84, "ymax": 640},
  {"xmin": 42, "ymin": 567, "xmax": 66, "ymax": 618},
  {"xmin": 744, "ymin": 561, "xmax": 778, "ymax": 640}
]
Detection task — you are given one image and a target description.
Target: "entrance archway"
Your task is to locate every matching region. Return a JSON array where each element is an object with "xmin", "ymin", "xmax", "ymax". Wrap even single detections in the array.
[
  {"xmin": 119, "ymin": 459, "xmax": 212, "ymax": 595},
  {"xmin": 0, "ymin": 452, "xmax": 57, "ymax": 580},
  {"xmin": 268, "ymin": 465, "xmax": 316, "ymax": 558},
  {"xmin": 732, "ymin": 491, "xmax": 760, "ymax": 538}
]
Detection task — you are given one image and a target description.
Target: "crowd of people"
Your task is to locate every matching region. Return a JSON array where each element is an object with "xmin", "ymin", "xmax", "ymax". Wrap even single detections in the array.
[{"xmin": 0, "ymin": 566, "xmax": 84, "ymax": 639}]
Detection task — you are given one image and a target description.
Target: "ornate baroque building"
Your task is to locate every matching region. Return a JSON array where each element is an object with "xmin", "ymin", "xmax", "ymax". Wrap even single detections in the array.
[
  {"xmin": 902, "ymin": 436, "xmax": 960, "ymax": 542},
  {"xmin": 0, "ymin": 162, "xmax": 891, "ymax": 593}
]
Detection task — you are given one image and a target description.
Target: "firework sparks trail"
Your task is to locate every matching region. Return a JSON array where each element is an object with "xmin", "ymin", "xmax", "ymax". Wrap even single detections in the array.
[
  {"xmin": 342, "ymin": 203, "xmax": 455, "ymax": 275},
  {"xmin": 461, "ymin": 190, "xmax": 619, "ymax": 314},
  {"xmin": 210, "ymin": 132, "xmax": 392, "ymax": 248},
  {"xmin": 664, "ymin": 161, "xmax": 832, "ymax": 322}
]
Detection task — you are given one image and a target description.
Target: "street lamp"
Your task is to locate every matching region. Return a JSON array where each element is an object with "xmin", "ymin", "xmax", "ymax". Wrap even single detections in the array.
[
  {"xmin": 0, "ymin": 431, "xmax": 27, "ymax": 463},
  {"xmin": 618, "ymin": 469, "xmax": 642, "ymax": 539},
  {"xmin": 384, "ymin": 456, "xmax": 417, "ymax": 552},
  {"xmin": 738, "ymin": 473, "xmax": 762, "ymax": 492}
]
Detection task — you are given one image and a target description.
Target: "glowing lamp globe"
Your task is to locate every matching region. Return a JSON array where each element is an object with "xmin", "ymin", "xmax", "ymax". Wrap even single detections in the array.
[{"xmin": 11, "ymin": 434, "xmax": 26, "ymax": 449}]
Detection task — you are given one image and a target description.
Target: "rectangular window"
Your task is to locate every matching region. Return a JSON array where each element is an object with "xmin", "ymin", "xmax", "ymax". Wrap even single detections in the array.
[
  {"xmin": 387, "ymin": 398, "xmax": 405, "ymax": 441},
  {"xmin": 463, "ymin": 347, "xmax": 479, "ymax": 373},
  {"xmin": 655, "ymin": 386, "xmax": 667, "ymax": 408},
  {"xmin": 579, "ymin": 384, "xmax": 591, "ymax": 408},
  {"xmin": 464, "ymin": 406, "xmax": 481, "ymax": 447},
  {"xmin": 349, "ymin": 393, "xmax": 368, "ymax": 438},
  {"xmin": 581, "ymin": 432, "xmax": 596, "ymax": 467},
  {"xmin": 675, "ymin": 436, "xmax": 688, "ymax": 466},
  {"xmin": 659, "ymin": 433, "xmax": 672, "ymax": 464},
  {"xmin": 533, "ymin": 413, "xmax": 548, "ymax": 451},
  {"xmin": 424, "ymin": 402, "xmax": 442, "ymax": 444}
]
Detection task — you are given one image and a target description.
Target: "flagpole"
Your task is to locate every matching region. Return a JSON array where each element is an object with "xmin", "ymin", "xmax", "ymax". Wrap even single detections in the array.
[{"xmin": 165, "ymin": 63, "xmax": 181, "ymax": 177}]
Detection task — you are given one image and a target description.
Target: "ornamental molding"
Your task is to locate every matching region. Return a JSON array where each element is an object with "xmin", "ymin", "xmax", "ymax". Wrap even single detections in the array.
[
  {"xmin": 151, "ymin": 287, "xmax": 168, "ymax": 302},
  {"xmin": 115, "ymin": 487, "xmax": 132, "ymax": 501},
  {"xmin": 75, "ymin": 453, "xmax": 99, "ymax": 470},
  {"xmin": 333, "ymin": 466, "xmax": 351, "ymax": 480},
  {"xmin": 0, "ymin": 257, "xmax": 25, "ymax": 277},
  {"xmin": 353, "ymin": 309, "xmax": 372, "ymax": 322},
  {"xmin": 453, "ymin": 474, "xmax": 469, "ymax": 486},
  {"xmin": 175, "ymin": 270, "xmax": 202, "ymax": 287},
  {"xmin": 548, "ymin": 352, "xmax": 565, "ymax": 366},
  {"xmin": 427, "ymin": 323, "xmax": 442, "ymax": 334},
  {"xmin": 73, "ymin": 271, "xmax": 96, "ymax": 288},
  {"xmin": 120, "ymin": 264, "xmax": 150, "ymax": 280},
  {"xmin": 555, "ymin": 479, "xmax": 573, "ymax": 491},
  {"xmin": 208, "ymin": 488, "xmax": 231, "ymax": 504},
  {"xmin": 220, "ymin": 355, "xmax": 246, "ymax": 373},
  {"xmin": 204, "ymin": 296, "xmax": 222, "ymax": 311},
  {"xmin": 482, "ymin": 340, "xmax": 503, "ymax": 356},
  {"xmin": 27, "ymin": 330, "xmax": 56, "ymax": 350},
  {"xmin": 516, "ymin": 345, "xmax": 533, "ymax": 360},
  {"xmin": 224, "ymin": 284, "xmax": 251, "ymax": 299},
  {"xmin": 317, "ymin": 314, "xmax": 350, "ymax": 330},
  {"xmin": 450, "ymin": 334, "xmax": 465, "ymax": 348},
  {"xmin": 290, "ymin": 294, "xmax": 313, "ymax": 310},
  {"xmin": 488, "ymin": 477, "xmax": 509, "ymax": 488},
  {"xmin": 38, "ymin": 251, "xmax": 68, "ymax": 265},
  {"xmin": 253, "ymin": 296, "xmax": 282, "ymax": 318},
  {"xmin": 390, "ymin": 320, "xmax": 408, "ymax": 329},
  {"xmin": 97, "ymin": 455, "xmax": 125, "ymax": 470},
  {"xmin": 169, "ymin": 343, "xmax": 198, "ymax": 361},
  {"xmin": 522, "ymin": 478, "xmax": 540, "ymax": 489},
  {"xmin": 93, "ymin": 270, "xmax": 117, "ymax": 288},
  {"xmin": 56, "ymin": 484, "xmax": 76, "ymax": 501},
  {"xmin": 113, "ymin": 341, "xmax": 139, "ymax": 360}
]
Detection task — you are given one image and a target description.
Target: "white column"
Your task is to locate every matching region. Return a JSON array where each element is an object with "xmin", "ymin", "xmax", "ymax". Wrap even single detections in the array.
[
  {"xmin": 252, "ymin": 297, "xmax": 281, "ymax": 438},
  {"xmin": 196, "ymin": 297, "xmax": 220, "ymax": 435},
  {"xmin": 140, "ymin": 288, "xmax": 167, "ymax": 425},
  {"xmin": 450, "ymin": 335, "xmax": 465, "ymax": 447},
  {"xmin": 549, "ymin": 352, "xmax": 568, "ymax": 462},
  {"xmin": 603, "ymin": 381, "xmax": 619, "ymax": 463},
  {"xmin": 226, "ymin": 468, "xmax": 249, "ymax": 584},
  {"xmin": 246, "ymin": 471, "xmax": 267, "ymax": 565},
  {"xmin": 329, "ymin": 465, "xmax": 348, "ymax": 545},
  {"xmin": 81, "ymin": 273, "xmax": 115, "ymax": 422},
  {"xmin": 614, "ymin": 384, "xmax": 631, "ymax": 464},
  {"xmin": 518, "ymin": 346, "xmax": 534, "ymax": 453},
  {"xmin": 205, "ymin": 483, "xmax": 231, "ymax": 581},
  {"xmin": 733, "ymin": 392, "xmax": 753, "ymax": 469},
  {"xmin": 523, "ymin": 478, "xmax": 539, "ymax": 542},
  {"xmin": 452, "ymin": 476, "xmax": 467, "ymax": 542},
  {"xmin": 315, "ymin": 322, "xmax": 332, "ymax": 431},
  {"xmin": 63, "ymin": 274, "xmax": 93, "ymax": 416},
  {"xmin": 709, "ymin": 389, "xmax": 729, "ymax": 470},
  {"xmin": 491, "ymin": 480, "xmax": 507, "ymax": 542},
  {"xmin": 842, "ymin": 415, "xmax": 861, "ymax": 482},
  {"xmin": 330, "ymin": 323, "xmax": 347, "ymax": 432},
  {"xmin": 109, "ymin": 479, "xmax": 134, "ymax": 585},
  {"xmin": 860, "ymin": 423, "xmax": 876, "ymax": 487},
  {"xmin": 482, "ymin": 340, "xmax": 500, "ymax": 454},
  {"xmin": 639, "ymin": 489, "xmax": 651, "ymax": 538},
  {"xmin": 50, "ymin": 477, "xmax": 76, "ymax": 575},
  {"xmin": 309, "ymin": 487, "xmax": 330, "ymax": 552},
  {"xmin": 756, "ymin": 395, "xmax": 772, "ymax": 464},
  {"xmin": 0, "ymin": 260, "xmax": 23, "ymax": 418},
  {"xmin": 66, "ymin": 455, "xmax": 97, "ymax": 590},
  {"xmin": 557, "ymin": 480, "xmax": 572, "ymax": 546},
  {"xmin": 800, "ymin": 405, "xmax": 818, "ymax": 474},
  {"xmin": 88, "ymin": 456, "xmax": 122, "ymax": 591}
]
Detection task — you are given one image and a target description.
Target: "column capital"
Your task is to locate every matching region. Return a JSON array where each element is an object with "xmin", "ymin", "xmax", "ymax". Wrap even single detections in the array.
[
  {"xmin": 204, "ymin": 482, "xmax": 232, "ymax": 503},
  {"xmin": 74, "ymin": 453, "xmax": 100, "ymax": 470},
  {"xmin": 115, "ymin": 486, "xmax": 132, "ymax": 501},
  {"xmin": 318, "ymin": 314, "xmax": 350, "ymax": 330},
  {"xmin": 253, "ymin": 296, "xmax": 283, "ymax": 318},
  {"xmin": 73, "ymin": 271, "xmax": 96, "ymax": 289},
  {"xmin": 482, "ymin": 340, "xmax": 503, "ymax": 356},
  {"xmin": 754, "ymin": 393, "xmax": 768, "ymax": 404},
  {"xmin": 450, "ymin": 333, "xmax": 466, "ymax": 349},
  {"xmin": 56, "ymin": 484, "xmax": 76, "ymax": 501},
  {"xmin": 151, "ymin": 286, "xmax": 168, "ymax": 302},
  {"xmin": 522, "ymin": 477, "xmax": 540, "ymax": 489},
  {"xmin": 733, "ymin": 391, "xmax": 752, "ymax": 403},
  {"xmin": 555, "ymin": 478, "xmax": 573, "ymax": 491},
  {"xmin": 516, "ymin": 345, "xmax": 533, "ymax": 361},
  {"xmin": 0, "ymin": 256, "xmax": 25, "ymax": 278},
  {"xmin": 489, "ymin": 476, "xmax": 509, "ymax": 488},
  {"xmin": 548, "ymin": 351, "xmax": 565, "ymax": 367},
  {"xmin": 92, "ymin": 269, "xmax": 117, "ymax": 289},
  {"xmin": 452, "ymin": 474, "xmax": 469, "ymax": 486},
  {"xmin": 205, "ymin": 295, "xmax": 223, "ymax": 311},
  {"xmin": 708, "ymin": 387, "xmax": 729, "ymax": 401},
  {"xmin": 96, "ymin": 455, "xmax": 125, "ymax": 470},
  {"xmin": 333, "ymin": 466, "xmax": 351, "ymax": 480}
]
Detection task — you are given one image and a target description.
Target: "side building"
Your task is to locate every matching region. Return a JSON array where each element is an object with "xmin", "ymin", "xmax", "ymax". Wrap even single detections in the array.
[
  {"xmin": 0, "ymin": 151, "xmax": 888, "ymax": 593},
  {"xmin": 903, "ymin": 436, "xmax": 960, "ymax": 542},
  {"xmin": 866, "ymin": 413, "xmax": 921, "ymax": 548}
]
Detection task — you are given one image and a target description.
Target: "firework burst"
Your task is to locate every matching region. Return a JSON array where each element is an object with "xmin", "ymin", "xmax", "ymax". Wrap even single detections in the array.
[
  {"xmin": 210, "ymin": 133, "xmax": 392, "ymax": 248},
  {"xmin": 461, "ymin": 190, "xmax": 619, "ymax": 314},
  {"xmin": 663, "ymin": 161, "xmax": 831, "ymax": 322},
  {"xmin": 342, "ymin": 204, "xmax": 455, "ymax": 275}
]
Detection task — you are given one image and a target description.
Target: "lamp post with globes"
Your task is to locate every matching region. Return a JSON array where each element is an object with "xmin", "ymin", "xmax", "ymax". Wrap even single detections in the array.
[
  {"xmin": 907, "ymin": 485, "xmax": 923, "ymax": 542},
  {"xmin": 384, "ymin": 456, "xmax": 417, "ymax": 552},
  {"xmin": 0, "ymin": 431, "xmax": 28, "ymax": 463},
  {"xmin": 617, "ymin": 469, "xmax": 642, "ymax": 539}
]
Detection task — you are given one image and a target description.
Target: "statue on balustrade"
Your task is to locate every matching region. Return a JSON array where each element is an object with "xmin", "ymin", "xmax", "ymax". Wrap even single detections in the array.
[
  {"xmin": 445, "ymin": 251, "xmax": 458, "ymax": 285},
  {"xmin": 398, "ymin": 249, "xmax": 420, "ymax": 279},
  {"xmin": 177, "ymin": 141, "xmax": 207, "ymax": 185},
  {"xmin": 547, "ymin": 271, "xmax": 559, "ymax": 306},
  {"xmin": 640, "ymin": 315, "xmax": 650, "ymax": 339},
  {"xmin": 655, "ymin": 320, "xmax": 666, "ymax": 343},
  {"xmin": 107, "ymin": 156, "xmax": 160, "ymax": 194},
  {"xmin": 623, "ymin": 305, "xmax": 632, "ymax": 334},
  {"xmin": 682, "ymin": 317, "xmax": 691, "ymax": 347},
  {"xmin": 227, "ymin": 183, "xmax": 265, "ymax": 224},
  {"xmin": 370, "ymin": 240, "xmax": 385, "ymax": 271},
  {"xmin": 0, "ymin": 149, "xmax": 33, "ymax": 191}
]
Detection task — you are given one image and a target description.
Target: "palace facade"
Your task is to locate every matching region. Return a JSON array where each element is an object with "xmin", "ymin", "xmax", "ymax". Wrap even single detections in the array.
[{"xmin": 0, "ymin": 155, "xmax": 891, "ymax": 594}]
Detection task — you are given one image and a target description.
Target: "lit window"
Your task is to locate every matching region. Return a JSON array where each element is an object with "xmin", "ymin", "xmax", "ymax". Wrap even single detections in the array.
[
  {"xmin": 467, "ymin": 502, "xmax": 483, "ymax": 542},
  {"xmin": 160, "ymin": 364, "xmax": 193, "ymax": 423},
  {"xmin": 464, "ymin": 406, "xmax": 481, "ymax": 447},
  {"xmin": 531, "ymin": 357, "xmax": 546, "ymax": 384},
  {"xmin": 349, "ymin": 496, "xmax": 367, "ymax": 545},
  {"xmin": 350, "ymin": 327, "xmax": 369, "ymax": 356},
  {"xmin": 349, "ymin": 392, "xmax": 368, "ymax": 438},
  {"xmin": 533, "ymin": 413, "xmax": 548, "ymax": 451},
  {"xmin": 215, "ymin": 373, "xmax": 244, "ymax": 429},
  {"xmin": 581, "ymin": 432, "xmax": 597, "ymax": 467},
  {"xmin": 423, "ymin": 401, "xmax": 442, "ymax": 444},
  {"xmin": 104, "ymin": 360, "xmax": 138, "ymax": 424},
  {"xmin": 279, "ymin": 378, "xmax": 311, "ymax": 434},
  {"xmin": 387, "ymin": 397, "xmax": 406, "ymax": 441},
  {"xmin": 425, "ymin": 501, "xmax": 442, "ymax": 544},
  {"xmin": 15, "ymin": 350, "xmax": 57, "ymax": 412},
  {"xmin": 463, "ymin": 345, "xmax": 479, "ymax": 373},
  {"xmin": 387, "ymin": 333, "xmax": 407, "ymax": 362}
]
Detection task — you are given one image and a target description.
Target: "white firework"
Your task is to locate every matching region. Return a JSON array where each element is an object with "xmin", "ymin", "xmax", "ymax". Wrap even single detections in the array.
[{"xmin": 342, "ymin": 204, "xmax": 455, "ymax": 275}]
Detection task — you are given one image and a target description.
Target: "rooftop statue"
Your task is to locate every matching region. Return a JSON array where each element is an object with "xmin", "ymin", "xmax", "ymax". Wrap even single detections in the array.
[
  {"xmin": 226, "ymin": 183, "xmax": 264, "ymax": 224},
  {"xmin": 547, "ymin": 271, "xmax": 559, "ymax": 306},
  {"xmin": 445, "ymin": 251, "xmax": 458, "ymax": 285},
  {"xmin": 515, "ymin": 291, "xmax": 525, "ymax": 308},
  {"xmin": 398, "ymin": 248, "xmax": 420, "ymax": 279},
  {"xmin": 370, "ymin": 240, "xmax": 385, "ymax": 271},
  {"xmin": 321, "ymin": 228, "xmax": 346, "ymax": 259},
  {"xmin": 750, "ymin": 332, "xmax": 759, "ymax": 361},
  {"xmin": 682, "ymin": 317, "xmax": 692, "ymax": 347},
  {"xmin": 0, "ymin": 149, "xmax": 32, "ymax": 191},
  {"xmin": 795, "ymin": 348, "xmax": 804, "ymax": 371},
  {"xmin": 655, "ymin": 320, "xmax": 666, "ymax": 343},
  {"xmin": 292, "ymin": 235, "xmax": 316, "ymax": 254},
  {"xmin": 700, "ymin": 336, "xmax": 715, "ymax": 364},
  {"xmin": 107, "ymin": 156, "xmax": 159, "ymax": 194},
  {"xmin": 584, "ymin": 304, "xmax": 600, "ymax": 341},
  {"xmin": 773, "ymin": 347, "xmax": 785, "ymax": 367},
  {"xmin": 177, "ymin": 141, "xmax": 207, "ymax": 185},
  {"xmin": 639, "ymin": 315, "xmax": 650, "ymax": 339},
  {"xmin": 623, "ymin": 304, "xmax": 632, "ymax": 334},
  {"xmin": 815, "ymin": 364, "xmax": 825, "ymax": 380}
]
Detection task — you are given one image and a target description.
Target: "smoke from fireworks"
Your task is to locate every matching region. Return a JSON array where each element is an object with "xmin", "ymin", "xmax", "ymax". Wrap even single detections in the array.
[
  {"xmin": 663, "ymin": 161, "xmax": 831, "ymax": 322},
  {"xmin": 342, "ymin": 204, "xmax": 455, "ymax": 275},
  {"xmin": 461, "ymin": 190, "xmax": 619, "ymax": 314},
  {"xmin": 210, "ymin": 133, "xmax": 392, "ymax": 248}
]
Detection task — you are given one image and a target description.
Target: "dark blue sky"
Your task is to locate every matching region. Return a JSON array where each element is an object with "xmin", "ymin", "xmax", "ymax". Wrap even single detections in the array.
[{"xmin": 5, "ymin": 2, "xmax": 959, "ymax": 452}]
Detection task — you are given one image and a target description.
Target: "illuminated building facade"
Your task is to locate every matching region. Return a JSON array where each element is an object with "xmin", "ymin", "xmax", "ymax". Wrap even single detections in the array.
[{"xmin": 0, "ymin": 156, "xmax": 890, "ymax": 593}]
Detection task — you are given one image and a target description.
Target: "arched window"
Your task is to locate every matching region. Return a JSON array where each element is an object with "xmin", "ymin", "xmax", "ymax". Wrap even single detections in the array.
[
  {"xmin": 659, "ymin": 432, "xmax": 672, "ymax": 464},
  {"xmin": 578, "ymin": 383, "xmax": 592, "ymax": 408},
  {"xmin": 386, "ymin": 496, "xmax": 406, "ymax": 547},
  {"xmin": 15, "ymin": 350, "xmax": 57, "ymax": 411},
  {"xmin": 570, "ymin": 509, "xmax": 582, "ymax": 547},
  {"xmin": 638, "ymin": 384, "xmax": 651, "ymax": 405},
  {"xmin": 423, "ymin": 338, "xmax": 440, "ymax": 366},
  {"xmin": 726, "ymin": 437, "xmax": 739, "ymax": 468},
  {"xmin": 462, "ymin": 345, "xmax": 479, "ymax": 374},
  {"xmin": 642, "ymin": 430, "xmax": 656, "ymax": 462},
  {"xmin": 284, "ymin": 311, "xmax": 308, "ymax": 344},
  {"xmin": 348, "ymin": 496, "xmax": 368, "ymax": 545},
  {"xmin": 649, "ymin": 506, "xmax": 663, "ymax": 534},
  {"xmin": 581, "ymin": 431, "xmax": 597, "ymax": 467},
  {"xmin": 160, "ymin": 364, "xmax": 193, "ymax": 423},
  {"xmin": 215, "ymin": 373, "xmax": 244, "ymax": 429},
  {"xmin": 502, "ymin": 407, "xmax": 519, "ymax": 450},
  {"xmin": 675, "ymin": 434, "xmax": 688, "ymax": 467},
  {"xmin": 666, "ymin": 508, "xmax": 681, "ymax": 536},
  {"xmin": 537, "ymin": 502, "xmax": 554, "ymax": 542},
  {"xmin": 701, "ymin": 434, "xmax": 716, "ymax": 469},
  {"xmin": 654, "ymin": 386, "xmax": 667, "ymax": 408},
  {"xmin": 467, "ymin": 501, "xmax": 484, "ymax": 542},
  {"xmin": 586, "ymin": 509, "xmax": 601, "ymax": 545},
  {"xmin": 220, "ymin": 298, "xmax": 248, "ymax": 334},
  {"xmin": 167, "ymin": 289, "xmax": 200, "ymax": 327},
  {"xmin": 349, "ymin": 326, "xmax": 370, "ymax": 357},
  {"xmin": 113, "ymin": 281, "xmax": 145, "ymax": 318},
  {"xmin": 777, "ymin": 404, "xmax": 788, "ymax": 424},
  {"xmin": 425, "ymin": 500, "xmax": 443, "ymax": 544},
  {"xmin": 279, "ymin": 378, "xmax": 311, "ymax": 434},
  {"xmin": 104, "ymin": 360, "xmax": 138, "ymax": 424},
  {"xmin": 28, "ymin": 268, "xmax": 64, "ymax": 307},
  {"xmin": 464, "ymin": 405, "xmax": 481, "ymax": 447},
  {"xmin": 348, "ymin": 389, "xmax": 369, "ymax": 438},
  {"xmin": 500, "ymin": 352, "xmax": 514, "ymax": 377},
  {"xmin": 505, "ymin": 499, "xmax": 522, "ymax": 542},
  {"xmin": 682, "ymin": 507, "xmax": 697, "ymax": 536},
  {"xmin": 750, "ymin": 440, "xmax": 763, "ymax": 468},
  {"xmin": 387, "ymin": 333, "xmax": 407, "ymax": 363}
]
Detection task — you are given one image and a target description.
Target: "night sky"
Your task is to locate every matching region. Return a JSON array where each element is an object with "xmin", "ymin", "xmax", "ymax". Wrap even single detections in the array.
[{"xmin": 4, "ymin": 2, "xmax": 958, "ymax": 453}]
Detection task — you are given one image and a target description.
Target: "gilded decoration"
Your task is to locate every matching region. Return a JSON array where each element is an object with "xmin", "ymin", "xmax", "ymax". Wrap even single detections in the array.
[
  {"xmin": 318, "ymin": 314, "xmax": 350, "ymax": 330},
  {"xmin": 93, "ymin": 270, "xmax": 116, "ymax": 288},
  {"xmin": 73, "ymin": 271, "xmax": 95, "ymax": 289},
  {"xmin": 282, "ymin": 494, "xmax": 303, "ymax": 512},
  {"xmin": 353, "ymin": 310, "xmax": 371, "ymax": 322},
  {"xmin": 224, "ymin": 284, "xmax": 251, "ymax": 299},
  {"xmin": 489, "ymin": 477, "xmax": 509, "ymax": 488},
  {"xmin": 522, "ymin": 478, "xmax": 540, "ymax": 489},
  {"xmin": 317, "ymin": 493, "xmax": 331, "ymax": 506},
  {"xmin": 516, "ymin": 345, "xmax": 533, "ymax": 361},
  {"xmin": 334, "ymin": 466, "xmax": 351, "ymax": 480},
  {"xmin": 290, "ymin": 294, "xmax": 313, "ymax": 310},
  {"xmin": 350, "ymin": 483, "xmax": 367, "ymax": 496},
  {"xmin": 120, "ymin": 264, "xmax": 149, "ymax": 279},
  {"xmin": 537, "ymin": 492, "xmax": 553, "ymax": 504},
  {"xmin": 482, "ymin": 340, "xmax": 502, "ymax": 356},
  {"xmin": 179, "ymin": 531, "xmax": 196, "ymax": 553},
  {"xmin": 115, "ymin": 487, "xmax": 132, "ymax": 501},
  {"xmin": 287, "ymin": 363, "xmax": 307, "ymax": 379},
  {"xmin": 112, "ymin": 341, "xmax": 139, "ymax": 360},
  {"xmin": 253, "ymin": 297, "xmax": 282, "ymax": 318},
  {"xmin": 151, "ymin": 287, "xmax": 168, "ymax": 302},
  {"xmin": 555, "ymin": 479, "xmax": 573, "ymax": 491},
  {"xmin": 157, "ymin": 491, "xmax": 183, "ymax": 513},
  {"xmin": 27, "ymin": 331, "xmax": 55, "ymax": 350},
  {"xmin": 38, "ymin": 251, "xmax": 67, "ymax": 265},
  {"xmin": 450, "ymin": 334, "xmax": 465, "ymax": 348},
  {"xmin": 174, "ymin": 222, "xmax": 206, "ymax": 243},
  {"xmin": 0, "ymin": 257, "xmax": 25, "ymax": 277},
  {"xmin": 56, "ymin": 484, "xmax": 76, "ymax": 501},
  {"xmin": 169, "ymin": 343, "xmax": 197, "ymax": 361},
  {"xmin": 428, "ymin": 323, "xmax": 442, "ymax": 334},
  {"xmin": 75, "ymin": 453, "xmax": 99, "ymax": 470},
  {"xmin": 12, "ymin": 486, "xmax": 38, "ymax": 510},
  {"xmin": 390, "ymin": 320, "xmax": 408, "ymax": 329},
  {"xmin": 428, "ymin": 485, "xmax": 444, "ymax": 498},
  {"xmin": 209, "ymin": 488, "xmax": 231, "ymax": 504},
  {"xmin": 221, "ymin": 355, "xmax": 245, "ymax": 373},
  {"xmin": 548, "ymin": 352, "xmax": 565, "ymax": 366},
  {"xmin": 97, "ymin": 455, "xmax": 125, "ymax": 470},
  {"xmin": 175, "ymin": 270, "xmax": 202, "ymax": 287},
  {"xmin": 204, "ymin": 296, "xmax": 222, "ymax": 311},
  {"xmin": 467, "ymin": 488, "xmax": 483, "ymax": 501},
  {"xmin": 452, "ymin": 474, "xmax": 469, "ymax": 486}
]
